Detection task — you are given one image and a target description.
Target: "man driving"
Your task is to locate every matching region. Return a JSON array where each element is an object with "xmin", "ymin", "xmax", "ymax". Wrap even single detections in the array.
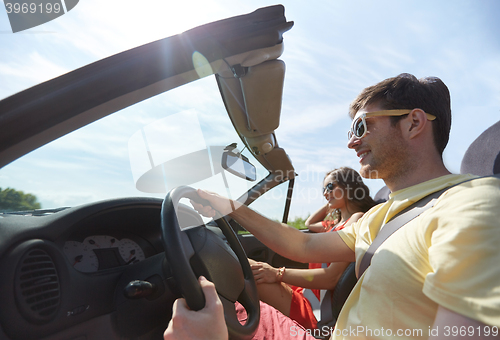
[{"xmin": 164, "ymin": 73, "xmax": 500, "ymax": 339}]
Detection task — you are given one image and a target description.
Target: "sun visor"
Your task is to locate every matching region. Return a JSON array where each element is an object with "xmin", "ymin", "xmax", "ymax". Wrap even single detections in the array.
[
  {"xmin": 217, "ymin": 60, "xmax": 285, "ymax": 138},
  {"xmin": 261, "ymin": 147, "xmax": 295, "ymax": 180}
]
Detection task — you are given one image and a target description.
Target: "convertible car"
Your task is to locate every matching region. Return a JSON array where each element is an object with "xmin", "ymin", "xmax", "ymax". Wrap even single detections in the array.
[
  {"xmin": 2, "ymin": 4, "xmax": 500, "ymax": 340},
  {"xmin": 0, "ymin": 5, "xmax": 311, "ymax": 340}
]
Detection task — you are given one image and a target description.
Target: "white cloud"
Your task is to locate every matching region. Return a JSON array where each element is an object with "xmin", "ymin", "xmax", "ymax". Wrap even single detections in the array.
[
  {"xmin": 277, "ymin": 102, "xmax": 349, "ymax": 138},
  {"xmin": 0, "ymin": 52, "xmax": 69, "ymax": 97},
  {"xmin": 41, "ymin": 0, "xmax": 245, "ymax": 61}
]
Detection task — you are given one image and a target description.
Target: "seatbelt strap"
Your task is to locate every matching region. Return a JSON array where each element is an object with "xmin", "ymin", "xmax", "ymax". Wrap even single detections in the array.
[
  {"xmin": 318, "ymin": 220, "xmax": 351, "ymax": 325},
  {"xmin": 319, "ymin": 262, "xmax": 332, "ymax": 324},
  {"xmin": 356, "ymin": 175, "xmax": 491, "ymax": 279}
]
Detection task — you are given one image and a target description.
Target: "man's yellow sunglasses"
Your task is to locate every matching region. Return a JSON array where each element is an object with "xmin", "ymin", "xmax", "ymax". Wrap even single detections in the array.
[{"xmin": 348, "ymin": 109, "xmax": 436, "ymax": 140}]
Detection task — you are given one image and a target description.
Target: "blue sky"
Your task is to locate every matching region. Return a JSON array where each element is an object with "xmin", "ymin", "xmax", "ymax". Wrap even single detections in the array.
[{"xmin": 1, "ymin": 0, "xmax": 499, "ymax": 219}]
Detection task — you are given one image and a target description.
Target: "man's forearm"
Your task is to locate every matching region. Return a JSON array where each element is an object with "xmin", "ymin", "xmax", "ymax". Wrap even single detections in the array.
[
  {"xmin": 230, "ymin": 205, "xmax": 355, "ymax": 264},
  {"xmin": 230, "ymin": 204, "xmax": 309, "ymax": 262}
]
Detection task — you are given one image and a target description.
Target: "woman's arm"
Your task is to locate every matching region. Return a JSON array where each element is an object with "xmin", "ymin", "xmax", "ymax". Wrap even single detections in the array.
[
  {"xmin": 250, "ymin": 259, "xmax": 350, "ymax": 291},
  {"xmin": 305, "ymin": 203, "xmax": 332, "ymax": 232},
  {"xmin": 282, "ymin": 262, "xmax": 351, "ymax": 290}
]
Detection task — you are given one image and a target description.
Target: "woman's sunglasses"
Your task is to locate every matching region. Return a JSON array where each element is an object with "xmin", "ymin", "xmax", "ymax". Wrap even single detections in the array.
[
  {"xmin": 323, "ymin": 182, "xmax": 337, "ymax": 193},
  {"xmin": 347, "ymin": 109, "xmax": 436, "ymax": 140}
]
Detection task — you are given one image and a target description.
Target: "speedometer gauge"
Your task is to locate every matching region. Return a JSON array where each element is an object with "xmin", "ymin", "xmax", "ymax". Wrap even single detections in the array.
[
  {"xmin": 119, "ymin": 238, "xmax": 145, "ymax": 265},
  {"xmin": 63, "ymin": 241, "xmax": 99, "ymax": 273},
  {"xmin": 83, "ymin": 235, "xmax": 119, "ymax": 249}
]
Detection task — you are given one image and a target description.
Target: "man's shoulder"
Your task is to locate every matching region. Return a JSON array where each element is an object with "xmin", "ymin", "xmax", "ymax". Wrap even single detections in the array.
[
  {"xmin": 435, "ymin": 174, "xmax": 500, "ymax": 213},
  {"xmin": 392, "ymin": 174, "xmax": 475, "ymax": 203},
  {"xmin": 443, "ymin": 174, "xmax": 500, "ymax": 197},
  {"xmin": 416, "ymin": 175, "xmax": 500, "ymax": 241}
]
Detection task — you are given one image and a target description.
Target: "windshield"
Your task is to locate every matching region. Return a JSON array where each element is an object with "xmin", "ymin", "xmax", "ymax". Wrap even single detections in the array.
[{"xmin": 0, "ymin": 76, "xmax": 269, "ymax": 212}]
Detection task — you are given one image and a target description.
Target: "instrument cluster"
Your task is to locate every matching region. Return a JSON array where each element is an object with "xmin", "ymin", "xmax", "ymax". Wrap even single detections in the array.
[{"xmin": 63, "ymin": 235, "xmax": 146, "ymax": 273}]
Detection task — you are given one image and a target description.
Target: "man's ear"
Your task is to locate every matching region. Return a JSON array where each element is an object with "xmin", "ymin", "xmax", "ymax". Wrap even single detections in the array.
[{"xmin": 402, "ymin": 109, "xmax": 429, "ymax": 140}]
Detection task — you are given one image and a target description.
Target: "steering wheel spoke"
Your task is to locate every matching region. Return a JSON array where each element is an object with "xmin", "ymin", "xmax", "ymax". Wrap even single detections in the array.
[{"xmin": 179, "ymin": 228, "xmax": 196, "ymax": 258}]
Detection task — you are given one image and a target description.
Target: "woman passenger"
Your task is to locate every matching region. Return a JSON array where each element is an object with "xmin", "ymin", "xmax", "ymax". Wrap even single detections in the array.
[{"xmin": 249, "ymin": 167, "xmax": 376, "ymax": 330}]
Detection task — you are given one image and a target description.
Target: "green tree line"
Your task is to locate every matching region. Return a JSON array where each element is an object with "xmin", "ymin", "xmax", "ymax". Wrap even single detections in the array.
[
  {"xmin": 0, "ymin": 187, "xmax": 41, "ymax": 212},
  {"xmin": 287, "ymin": 216, "xmax": 307, "ymax": 230}
]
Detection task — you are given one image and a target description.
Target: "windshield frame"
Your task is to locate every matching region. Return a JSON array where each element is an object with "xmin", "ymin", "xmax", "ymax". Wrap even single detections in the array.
[{"xmin": 0, "ymin": 5, "xmax": 293, "ymax": 169}]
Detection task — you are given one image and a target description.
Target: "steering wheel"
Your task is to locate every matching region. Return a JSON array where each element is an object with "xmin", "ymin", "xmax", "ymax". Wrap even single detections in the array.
[{"xmin": 161, "ymin": 186, "xmax": 260, "ymax": 339}]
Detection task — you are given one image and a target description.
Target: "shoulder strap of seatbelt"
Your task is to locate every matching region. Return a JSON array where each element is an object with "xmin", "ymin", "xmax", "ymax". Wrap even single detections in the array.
[
  {"xmin": 357, "ymin": 174, "xmax": 498, "ymax": 279},
  {"xmin": 357, "ymin": 189, "xmax": 443, "ymax": 278}
]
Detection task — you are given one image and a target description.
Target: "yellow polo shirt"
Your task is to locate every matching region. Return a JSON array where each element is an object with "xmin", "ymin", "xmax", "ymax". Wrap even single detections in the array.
[{"xmin": 333, "ymin": 174, "xmax": 500, "ymax": 339}]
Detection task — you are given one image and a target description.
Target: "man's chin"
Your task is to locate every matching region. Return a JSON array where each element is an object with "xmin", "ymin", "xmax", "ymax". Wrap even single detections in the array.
[{"xmin": 359, "ymin": 165, "xmax": 380, "ymax": 179}]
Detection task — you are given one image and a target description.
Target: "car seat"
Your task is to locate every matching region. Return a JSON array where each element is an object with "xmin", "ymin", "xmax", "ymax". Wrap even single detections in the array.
[
  {"xmin": 374, "ymin": 185, "xmax": 390, "ymax": 203},
  {"xmin": 460, "ymin": 119, "xmax": 500, "ymax": 176}
]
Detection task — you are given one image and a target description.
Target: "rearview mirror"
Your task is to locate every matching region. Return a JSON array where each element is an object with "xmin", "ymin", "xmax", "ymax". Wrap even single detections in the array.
[{"xmin": 222, "ymin": 148, "xmax": 256, "ymax": 181}]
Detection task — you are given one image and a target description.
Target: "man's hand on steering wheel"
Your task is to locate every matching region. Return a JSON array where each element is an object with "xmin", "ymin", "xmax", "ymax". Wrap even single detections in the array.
[
  {"xmin": 164, "ymin": 276, "xmax": 228, "ymax": 340},
  {"xmin": 190, "ymin": 189, "xmax": 243, "ymax": 218}
]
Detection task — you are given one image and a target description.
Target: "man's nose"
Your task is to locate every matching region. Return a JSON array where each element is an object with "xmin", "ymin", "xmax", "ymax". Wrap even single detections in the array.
[{"xmin": 347, "ymin": 135, "xmax": 361, "ymax": 149}]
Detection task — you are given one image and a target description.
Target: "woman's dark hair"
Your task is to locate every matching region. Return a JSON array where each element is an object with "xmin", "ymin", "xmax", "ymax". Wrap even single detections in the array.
[{"xmin": 325, "ymin": 167, "xmax": 377, "ymax": 221}]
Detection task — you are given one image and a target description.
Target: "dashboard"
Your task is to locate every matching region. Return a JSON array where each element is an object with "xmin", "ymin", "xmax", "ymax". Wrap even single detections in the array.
[
  {"xmin": 0, "ymin": 197, "xmax": 183, "ymax": 340},
  {"xmin": 0, "ymin": 195, "xmax": 238, "ymax": 340},
  {"xmin": 0, "ymin": 193, "xmax": 282, "ymax": 340}
]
